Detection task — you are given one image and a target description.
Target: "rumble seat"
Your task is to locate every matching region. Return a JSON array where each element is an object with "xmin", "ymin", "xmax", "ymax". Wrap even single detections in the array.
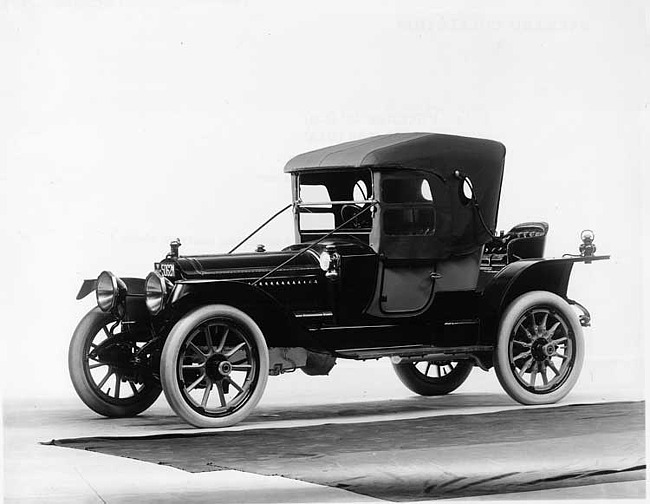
[
  {"xmin": 481, "ymin": 221, "xmax": 549, "ymax": 273},
  {"xmin": 506, "ymin": 222, "xmax": 549, "ymax": 262}
]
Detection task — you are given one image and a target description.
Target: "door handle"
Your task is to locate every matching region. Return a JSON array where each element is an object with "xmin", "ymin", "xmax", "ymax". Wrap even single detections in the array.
[{"xmin": 429, "ymin": 272, "xmax": 442, "ymax": 279}]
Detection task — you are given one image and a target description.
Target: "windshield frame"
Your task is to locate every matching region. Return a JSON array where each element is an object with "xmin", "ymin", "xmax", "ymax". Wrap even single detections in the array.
[{"xmin": 293, "ymin": 169, "xmax": 376, "ymax": 240}]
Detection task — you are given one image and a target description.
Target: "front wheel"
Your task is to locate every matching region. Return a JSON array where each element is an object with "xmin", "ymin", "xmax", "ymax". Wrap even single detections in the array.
[
  {"xmin": 494, "ymin": 291, "xmax": 585, "ymax": 405},
  {"xmin": 393, "ymin": 360, "xmax": 473, "ymax": 396},
  {"xmin": 160, "ymin": 305, "xmax": 269, "ymax": 428},
  {"xmin": 68, "ymin": 308, "xmax": 162, "ymax": 417}
]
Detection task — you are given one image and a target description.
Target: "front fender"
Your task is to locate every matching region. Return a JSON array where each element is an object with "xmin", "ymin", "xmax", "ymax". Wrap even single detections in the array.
[
  {"xmin": 76, "ymin": 277, "xmax": 146, "ymax": 300},
  {"xmin": 168, "ymin": 280, "xmax": 320, "ymax": 349},
  {"xmin": 479, "ymin": 255, "xmax": 608, "ymax": 344}
]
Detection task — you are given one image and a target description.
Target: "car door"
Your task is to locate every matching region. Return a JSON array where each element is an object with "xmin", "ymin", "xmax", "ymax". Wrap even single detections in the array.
[{"xmin": 367, "ymin": 172, "xmax": 440, "ymax": 316}]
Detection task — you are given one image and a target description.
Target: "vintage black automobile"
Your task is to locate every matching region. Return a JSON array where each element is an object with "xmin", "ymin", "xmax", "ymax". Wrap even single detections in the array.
[{"xmin": 69, "ymin": 133, "xmax": 608, "ymax": 427}]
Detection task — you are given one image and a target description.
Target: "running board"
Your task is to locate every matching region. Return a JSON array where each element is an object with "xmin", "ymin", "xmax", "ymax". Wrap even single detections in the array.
[{"xmin": 336, "ymin": 344, "xmax": 493, "ymax": 361}]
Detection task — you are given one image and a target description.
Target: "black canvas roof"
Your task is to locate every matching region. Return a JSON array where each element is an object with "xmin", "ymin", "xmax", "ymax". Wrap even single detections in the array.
[
  {"xmin": 286, "ymin": 133, "xmax": 507, "ymax": 258},
  {"xmin": 284, "ymin": 133, "xmax": 505, "ymax": 176}
]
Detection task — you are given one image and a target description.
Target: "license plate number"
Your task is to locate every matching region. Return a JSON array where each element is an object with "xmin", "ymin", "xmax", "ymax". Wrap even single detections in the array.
[{"xmin": 160, "ymin": 263, "xmax": 175, "ymax": 277}]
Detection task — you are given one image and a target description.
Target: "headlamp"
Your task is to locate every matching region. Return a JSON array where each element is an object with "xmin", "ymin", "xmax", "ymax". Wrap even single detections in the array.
[
  {"xmin": 96, "ymin": 271, "xmax": 126, "ymax": 312},
  {"xmin": 145, "ymin": 271, "xmax": 171, "ymax": 315}
]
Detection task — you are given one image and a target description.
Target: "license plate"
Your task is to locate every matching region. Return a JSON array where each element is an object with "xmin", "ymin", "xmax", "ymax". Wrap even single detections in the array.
[{"xmin": 160, "ymin": 263, "xmax": 175, "ymax": 277}]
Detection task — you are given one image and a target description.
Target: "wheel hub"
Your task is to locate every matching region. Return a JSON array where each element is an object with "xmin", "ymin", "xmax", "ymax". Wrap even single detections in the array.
[
  {"xmin": 205, "ymin": 355, "xmax": 231, "ymax": 380},
  {"xmin": 218, "ymin": 361, "xmax": 232, "ymax": 376},
  {"xmin": 542, "ymin": 342, "xmax": 556, "ymax": 357},
  {"xmin": 531, "ymin": 338, "xmax": 555, "ymax": 361}
]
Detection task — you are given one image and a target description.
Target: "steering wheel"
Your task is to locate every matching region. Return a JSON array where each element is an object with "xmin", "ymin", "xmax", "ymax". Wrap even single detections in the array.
[{"xmin": 341, "ymin": 204, "xmax": 367, "ymax": 228}]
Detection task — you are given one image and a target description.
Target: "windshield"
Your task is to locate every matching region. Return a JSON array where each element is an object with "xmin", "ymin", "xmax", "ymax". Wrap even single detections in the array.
[{"xmin": 296, "ymin": 170, "xmax": 373, "ymax": 236}]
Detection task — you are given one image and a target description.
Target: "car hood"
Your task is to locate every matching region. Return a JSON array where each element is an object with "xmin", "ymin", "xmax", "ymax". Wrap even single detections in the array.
[
  {"xmin": 171, "ymin": 239, "xmax": 374, "ymax": 281},
  {"xmin": 175, "ymin": 250, "xmax": 318, "ymax": 280}
]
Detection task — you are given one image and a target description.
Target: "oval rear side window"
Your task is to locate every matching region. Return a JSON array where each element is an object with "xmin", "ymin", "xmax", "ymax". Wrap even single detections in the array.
[
  {"xmin": 421, "ymin": 179, "xmax": 433, "ymax": 201},
  {"xmin": 460, "ymin": 177, "xmax": 474, "ymax": 205}
]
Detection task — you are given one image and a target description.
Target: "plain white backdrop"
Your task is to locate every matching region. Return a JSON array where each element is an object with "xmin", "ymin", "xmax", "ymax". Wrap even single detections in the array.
[{"xmin": 1, "ymin": 0, "xmax": 647, "ymax": 400}]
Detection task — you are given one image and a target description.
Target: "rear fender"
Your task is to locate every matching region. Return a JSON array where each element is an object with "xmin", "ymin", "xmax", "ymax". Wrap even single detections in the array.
[
  {"xmin": 479, "ymin": 258, "xmax": 577, "ymax": 345},
  {"xmin": 169, "ymin": 280, "xmax": 318, "ymax": 349}
]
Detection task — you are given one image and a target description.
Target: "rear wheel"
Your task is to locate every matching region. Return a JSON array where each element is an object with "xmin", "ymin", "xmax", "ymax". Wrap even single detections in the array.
[
  {"xmin": 494, "ymin": 291, "xmax": 584, "ymax": 405},
  {"xmin": 68, "ymin": 308, "xmax": 162, "ymax": 417},
  {"xmin": 161, "ymin": 305, "xmax": 269, "ymax": 428},
  {"xmin": 393, "ymin": 360, "xmax": 473, "ymax": 396}
]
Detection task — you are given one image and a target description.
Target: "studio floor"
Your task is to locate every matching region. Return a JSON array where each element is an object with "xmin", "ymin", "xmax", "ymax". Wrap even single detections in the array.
[{"xmin": 2, "ymin": 358, "xmax": 646, "ymax": 503}]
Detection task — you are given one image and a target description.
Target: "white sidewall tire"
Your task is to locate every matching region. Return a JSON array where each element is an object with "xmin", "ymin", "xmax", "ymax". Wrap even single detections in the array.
[
  {"xmin": 161, "ymin": 304, "xmax": 269, "ymax": 428},
  {"xmin": 68, "ymin": 308, "xmax": 162, "ymax": 417},
  {"xmin": 494, "ymin": 291, "xmax": 585, "ymax": 405}
]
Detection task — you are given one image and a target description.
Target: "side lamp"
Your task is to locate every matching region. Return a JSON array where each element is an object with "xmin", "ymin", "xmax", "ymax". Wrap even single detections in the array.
[{"xmin": 319, "ymin": 244, "xmax": 341, "ymax": 281}]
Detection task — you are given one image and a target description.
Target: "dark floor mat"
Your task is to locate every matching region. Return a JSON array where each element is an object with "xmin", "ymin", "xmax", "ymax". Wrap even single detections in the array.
[{"xmin": 47, "ymin": 401, "xmax": 646, "ymax": 501}]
